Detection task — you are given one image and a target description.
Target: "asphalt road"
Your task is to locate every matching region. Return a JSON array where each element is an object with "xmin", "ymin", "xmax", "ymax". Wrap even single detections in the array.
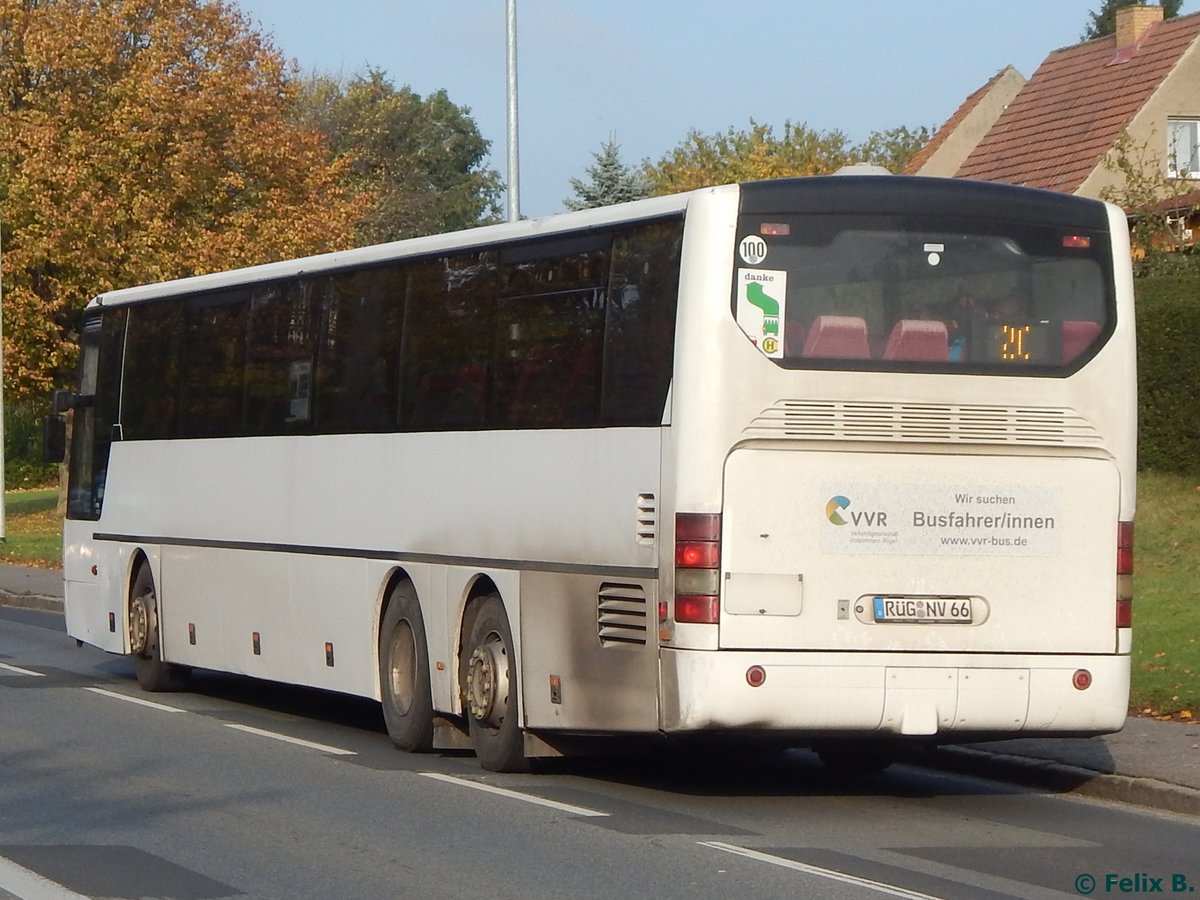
[{"xmin": 2, "ymin": 605, "xmax": 1198, "ymax": 900}]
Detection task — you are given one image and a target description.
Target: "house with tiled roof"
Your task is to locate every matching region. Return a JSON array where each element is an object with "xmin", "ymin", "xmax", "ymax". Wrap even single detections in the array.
[
  {"xmin": 909, "ymin": 4, "xmax": 1200, "ymax": 246},
  {"xmin": 904, "ymin": 66, "xmax": 1026, "ymax": 179}
]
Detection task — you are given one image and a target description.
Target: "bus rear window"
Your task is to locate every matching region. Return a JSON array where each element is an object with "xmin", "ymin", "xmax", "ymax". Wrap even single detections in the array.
[{"xmin": 732, "ymin": 214, "xmax": 1113, "ymax": 375}]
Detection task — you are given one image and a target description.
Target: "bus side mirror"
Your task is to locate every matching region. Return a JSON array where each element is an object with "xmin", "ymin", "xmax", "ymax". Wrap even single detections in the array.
[{"xmin": 43, "ymin": 414, "xmax": 67, "ymax": 464}]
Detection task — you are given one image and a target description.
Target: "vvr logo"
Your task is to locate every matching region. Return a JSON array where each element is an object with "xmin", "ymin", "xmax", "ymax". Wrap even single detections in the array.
[{"xmin": 825, "ymin": 495, "xmax": 888, "ymax": 527}]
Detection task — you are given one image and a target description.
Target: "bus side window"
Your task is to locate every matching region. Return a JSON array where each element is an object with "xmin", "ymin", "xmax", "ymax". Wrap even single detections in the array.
[{"xmin": 601, "ymin": 220, "xmax": 683, "ymax": 425}]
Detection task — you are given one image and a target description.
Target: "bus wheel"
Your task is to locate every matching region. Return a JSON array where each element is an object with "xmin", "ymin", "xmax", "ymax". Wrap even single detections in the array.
[
  {"xmin": 128, "ymin": 564, "xmax": 187, "ymax": 693},
  {"xmin": 379, "ymin": 580, "xmax": 434, "ymax": 752},
  {"xmin": 464, "ymin": 594, "xmax": 529, "ymax": 773}
]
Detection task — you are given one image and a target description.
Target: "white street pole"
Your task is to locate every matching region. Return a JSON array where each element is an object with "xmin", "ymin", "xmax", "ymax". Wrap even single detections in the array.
[{"xmin": 505, "ymin": 0, "xmax": 521, "ymax": 222}]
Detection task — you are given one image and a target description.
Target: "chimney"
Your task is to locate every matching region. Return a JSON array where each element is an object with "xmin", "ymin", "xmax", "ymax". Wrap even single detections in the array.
[{"xmin": 1116, "ymin": 4, "xmax": 1164, "ymax": 48}]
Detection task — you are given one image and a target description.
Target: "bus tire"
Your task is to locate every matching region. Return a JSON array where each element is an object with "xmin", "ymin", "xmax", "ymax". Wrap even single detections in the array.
[
  {"xmin": 463, "ymin": 594, "xmax": 529, "ymax": 773},
  {"xmin": 129, "ymin": 564, "xmax": 188, "ymax": 693},
  {"xmin": 379, "ymin": 580, "xmax": 434, "ymax": 753}
]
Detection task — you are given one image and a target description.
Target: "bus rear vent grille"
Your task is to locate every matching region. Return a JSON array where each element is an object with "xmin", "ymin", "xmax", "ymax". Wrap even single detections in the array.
[
  {"xmin": 743, "ymin": 400, "xmax": 1105, "ymax": 448},
  {"xmin": 636, "ymin": 493, "xmax": 657, "ymax": 546},
  {"xmin": 598, "ymin": 583, "xmax": 648, "ymax": 647}
]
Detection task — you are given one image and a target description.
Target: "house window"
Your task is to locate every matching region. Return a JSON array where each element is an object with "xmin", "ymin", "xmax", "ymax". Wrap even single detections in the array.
[{"xmin": 1167, "ymin": 119, "xmax": 1199, "ymax": 178}]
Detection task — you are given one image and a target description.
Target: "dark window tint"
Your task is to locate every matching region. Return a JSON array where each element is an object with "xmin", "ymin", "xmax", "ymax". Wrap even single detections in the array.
[
  {"xmin": 400, "ymin": 252, "xmax": 497, "ymax": 431},
  {"xmin": 245, "ymin": 281, "xmax": 318, "ymax": 435},
  {"xmin": 179, "ymin": 291, "xmax": 248, "ymax": 438},
  {"xmin": 602, "ymin": 221, "xmax": 683, "ymax": 424},
  {"xmin": 123, "ymin": 301, "xmax": 184, "ymax": 440},
  {"xmin": 493, "ymin": 239, "xmax": 608, "ymax": 428},
  {"xmin": 67, "ymin": 310, "xmax": 125, "ymax": 519},
  {"xmin": 316, "ymin": 267, "xmax": 404, "ymax": 432},
  {"xmin": 732, "ymin": 214, "xmax": 1112, "ymax": 374}
]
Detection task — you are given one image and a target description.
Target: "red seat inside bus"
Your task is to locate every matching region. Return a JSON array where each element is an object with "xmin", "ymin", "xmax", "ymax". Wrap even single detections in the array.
[
  {"xmin": 883, "ymin": 319, "xmax": 950, "ymax": 362},
  {"xmin": 802, "ymin": 315, "xmax": 871, "ymax": 360},
  {"xmin": 1062, "ymin": 320, "xmax": 1101, "ymax": 363}
]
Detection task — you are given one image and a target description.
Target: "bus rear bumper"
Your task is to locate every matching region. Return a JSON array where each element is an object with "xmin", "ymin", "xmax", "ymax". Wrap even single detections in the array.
[{"xmin": 659, "ymin": 648, "xmax": 1129, "ymax": 738}]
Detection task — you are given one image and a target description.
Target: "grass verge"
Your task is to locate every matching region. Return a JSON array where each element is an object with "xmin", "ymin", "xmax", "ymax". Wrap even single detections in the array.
[
  {"xmin": 0, "ymin": 488, "xmax": 61, "ymax": 568},
  {"xmin": 1130, "ymin": 471, "xmax": 1200, "ymax": 719},
  {"xmin": 2, "ymin": 474, "xmax": 1198, "ymax": 716}
]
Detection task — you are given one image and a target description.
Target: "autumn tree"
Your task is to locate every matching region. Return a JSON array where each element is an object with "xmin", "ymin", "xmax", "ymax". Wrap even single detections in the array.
[
  {"xmin": 295, "ymin": 70, "xmax": 502, "ymax": 243},
  {"xmin": 1083, "ymin": 0, "xmax": 1181, "ymax": 40},
  {"xmin": 0, "ymin": 0, "xmax": 364, "ymax": 401},
  {"xmin": 564, "ymin": 136, "xmax": 649, "ymax": 210}
]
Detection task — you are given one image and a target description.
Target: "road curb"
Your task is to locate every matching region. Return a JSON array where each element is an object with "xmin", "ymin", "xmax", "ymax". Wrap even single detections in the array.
[
  {"xmin": 0, "ymin": 592, "xmax": 64, "ymax": 614},
  {"xmin": 910, "ymin": 745, "xmax": 1200, "ymax": 817}
]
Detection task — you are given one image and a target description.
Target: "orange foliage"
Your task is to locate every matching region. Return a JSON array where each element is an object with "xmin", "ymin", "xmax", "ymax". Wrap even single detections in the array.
[{"xmin": 1, "ymin": 0, "xmax": 366, "ymax": 400}]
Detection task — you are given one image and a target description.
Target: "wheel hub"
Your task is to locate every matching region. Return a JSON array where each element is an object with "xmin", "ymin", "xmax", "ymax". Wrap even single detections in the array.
[
  {"xmin": 129, "ymin": 596, "xmax": 150, "ymax": 655},
  {"xmin": 387, "ymin": 621, "xmax": 416, "ymax": 716},
  {"xmin": 466, "ymin": 636, "xmax": 508, "ymax": 728}
]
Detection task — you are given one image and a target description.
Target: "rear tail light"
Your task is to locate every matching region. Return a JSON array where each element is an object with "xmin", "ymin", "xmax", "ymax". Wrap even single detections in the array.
[
  {"xmin": 1116, "ymin": 520, "xmax": 1133, "ymax": 628},
  {"xmin": 674, "ymin": 513, "xmax": 720, "ymax": 625}
]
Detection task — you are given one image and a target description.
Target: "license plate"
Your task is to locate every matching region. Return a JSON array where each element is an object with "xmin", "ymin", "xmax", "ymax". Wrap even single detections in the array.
[{"xmin": 873, "ymin": 596, "xmax": 972, "ymax": 624}]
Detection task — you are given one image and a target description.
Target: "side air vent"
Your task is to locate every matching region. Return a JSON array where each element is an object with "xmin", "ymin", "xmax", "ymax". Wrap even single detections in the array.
[
  {"xmin": 636, "ymin": 493, "xmax": 657, "ymax": 546},
  {"xmin": 598, "ymin": 583, "xmax": 648, "ymax": 647},
  {"xmin": 743, "ymin": 400, "xmax": 1104, "ymax": 448}
]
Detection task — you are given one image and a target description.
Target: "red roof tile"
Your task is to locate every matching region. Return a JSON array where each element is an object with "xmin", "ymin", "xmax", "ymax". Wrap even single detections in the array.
[{"xmin": 956, "ymin": 11, "xmax": 1200, "ymax": 192}]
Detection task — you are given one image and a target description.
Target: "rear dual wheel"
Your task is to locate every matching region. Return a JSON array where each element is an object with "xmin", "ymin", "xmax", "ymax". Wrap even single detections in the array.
[{"xmin": 464, "ymin": 594, "xmax": 528, "ymax": 773}]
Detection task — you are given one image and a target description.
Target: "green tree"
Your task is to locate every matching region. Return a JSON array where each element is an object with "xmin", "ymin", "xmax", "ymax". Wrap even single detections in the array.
[
  {"xmin": 564, "ymin": 136, "xmax": 649, "ymax": 210},
  {"xmin": 644, "ymin": 120, "xmax": 933, "ymax": 196},
  {"xmin": 1083, "ymin": 0, "xmax": 1181, "ymax": 40},
  {"xmin": 1100, "ymin": 131, "xmax": 1199, "ymax": 273},
  {"xmin": 0, "ymin": 0, "xmax": 363, "ymax": 402},
  {"xmin": 295, "ymin": 70, "xmax": 502, "ymax": 243},
  {"xmin": 645, "ymin": 120, "xmax": 856, "ymax": 195},
  {"xmin": 855, "ymin": 125, "xmax": 934, "ymax": 173}
]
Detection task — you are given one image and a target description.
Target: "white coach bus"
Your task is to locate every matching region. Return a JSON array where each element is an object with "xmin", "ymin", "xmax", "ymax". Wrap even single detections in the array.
[{"xmin": 49, "ymin": 175, "xmax": 1135, "ymax": 772}]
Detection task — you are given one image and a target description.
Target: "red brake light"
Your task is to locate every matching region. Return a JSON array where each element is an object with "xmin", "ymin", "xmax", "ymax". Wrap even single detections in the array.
[
  {"xmin": 676, "ymin": 541, "xmax": 719, "ymax": 568},
  {"xmin": 1117, "ymin": 520, "xmax": 1133, "ymax": 628},
  {"xmin": 674, "ymin": 513, "xmax": 721, "ymax": 626},
  {"xmin": 675, "ymin": 595, "xmax": 720, "ymax": 624},
  {"xmin": 1117, "ymin": 521, "xmax": 1134, "ymax": 575}
]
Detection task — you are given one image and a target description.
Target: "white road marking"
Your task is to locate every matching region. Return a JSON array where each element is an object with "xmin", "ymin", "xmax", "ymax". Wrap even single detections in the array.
[
  {"xmin": 0, "ymin": 662, "xmax": 44, "ymax": 677},
  {"xmin": 223, "ymin": 723, "xmax": 357, "ymax": 756},
  {"xmin": 700, "ymin": 842, "xmax": 947, "ymax": 900},
  {"xmin": 420, "ymin": 772, "xmax": 610, "ymax": 817},
  {"xmin": 82, "ymin": 687, "xmax": 185, "ymax": 712},
  {"xmin": 0, "ymin": 854, "xmax": 92, "ymax": 900}
]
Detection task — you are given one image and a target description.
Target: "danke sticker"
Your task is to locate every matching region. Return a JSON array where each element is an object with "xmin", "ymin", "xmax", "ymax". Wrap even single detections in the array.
[{"xmin": 736, "ymin": 269, "xmax": 787, "ymax": 358}]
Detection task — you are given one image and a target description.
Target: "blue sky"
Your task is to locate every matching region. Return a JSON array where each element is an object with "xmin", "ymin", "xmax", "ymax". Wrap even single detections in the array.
[{"xmin": 230, "ymin": 0, "xmax": 1200, "ymax": 219}]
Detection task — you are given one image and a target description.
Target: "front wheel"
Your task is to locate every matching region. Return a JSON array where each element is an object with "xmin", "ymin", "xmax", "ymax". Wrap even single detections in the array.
[
  {"xmin": 128, "ymin": 564, "xmax": 188, "ymax": 692},
  {"xmin": 379, "ymin": 580, "xmax": 434, "ymax": 752},
  {"xmin": 463, "ymin": 594, "xmax": 528, "ymax": 773}
]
